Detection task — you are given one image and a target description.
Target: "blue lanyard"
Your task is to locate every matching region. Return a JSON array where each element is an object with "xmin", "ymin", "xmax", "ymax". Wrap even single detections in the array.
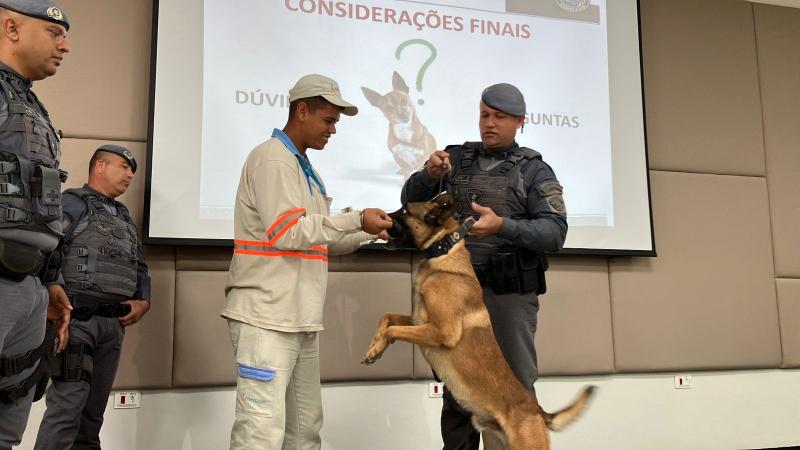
[{"xmin": 271, "ymin": 129, "xmax": 326, "ymax": 196}]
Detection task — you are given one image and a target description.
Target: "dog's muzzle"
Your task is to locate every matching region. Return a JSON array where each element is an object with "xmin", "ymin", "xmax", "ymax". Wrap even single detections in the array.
[
  {"xmin": 386, "ymin": 221, "xmax": 405, "ymax": 239},
  {"xmin": 384, "ymin": 207, "xmax": 410, "ymax": 249}
]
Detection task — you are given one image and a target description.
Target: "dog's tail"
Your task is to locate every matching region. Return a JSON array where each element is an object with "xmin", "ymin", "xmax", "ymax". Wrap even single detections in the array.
[{"xmin": 540, "ymin": 385, "xmax": 596, "ymax": 432}]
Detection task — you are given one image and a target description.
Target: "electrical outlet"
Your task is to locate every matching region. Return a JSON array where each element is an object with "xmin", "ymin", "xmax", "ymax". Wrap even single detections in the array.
[
  {"xmin": 113, "ymin": 391, "xmax": 141, "ymax": 409},
  {"xmin": 428, "ymin": 381, "xmax": 445, "ymax": 398},
  {"xmin": 674, "ymin": 375, "xmax": 692, "ymax": 389}
]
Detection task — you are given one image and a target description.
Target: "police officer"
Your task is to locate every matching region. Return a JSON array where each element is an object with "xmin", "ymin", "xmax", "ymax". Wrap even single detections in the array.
[
  {"xmin": 0, "ymin": 1, "xmax": 71, "ymax": 447},
  {"xmin": 35, "ymin": 145, "xmax": 151, "ymax": 449},
  {"xmin": 401, "ymin": 83, "xmax": 567, "ymax": 450}
]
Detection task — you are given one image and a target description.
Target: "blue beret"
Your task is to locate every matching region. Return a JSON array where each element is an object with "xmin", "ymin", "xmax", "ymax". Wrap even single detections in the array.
[
  {"xmin": 481, "ymin": 83, "xmax": 526, "ymax": 117},
  {"xmin": 0, "ymin": 0, "xmax": 70, "ymax": 31},
  {"xmin": 96, "ymin": 144, "xmax": 136, "ymax": 173}
]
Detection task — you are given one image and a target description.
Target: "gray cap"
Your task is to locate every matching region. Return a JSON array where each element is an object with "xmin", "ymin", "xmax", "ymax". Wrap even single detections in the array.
[
  {"xmin": 0, "ymin": 0, "xmax": 70, "ymax": 31},
  {"xmin": 481, "ymin": 83, "xmax": 526, "ymax": 117},
  {"xmin": 288, "ymin": 74, "xmax": 358, "ymax": 116},
  {"xmin": 96, "ymin": 144, "xmax": 136, "ymax": 173}
]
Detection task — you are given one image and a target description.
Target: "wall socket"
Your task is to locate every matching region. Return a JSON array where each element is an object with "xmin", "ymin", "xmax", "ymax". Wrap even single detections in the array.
[
  {"xmin": 428, "ymin": 382, "xmax": 445, "ymax": 398},
  {"xmin": 674, "ymin": 375, "xmax": 692, "ymax": 389},
  {"xmin": 113, "ymin": 391, "xmax": 141, "ymax": 409}
]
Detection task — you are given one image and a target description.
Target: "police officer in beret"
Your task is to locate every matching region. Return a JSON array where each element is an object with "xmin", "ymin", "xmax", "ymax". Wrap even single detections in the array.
[
  {"xmin": 35, "ymin": 145, "xmax": 151, "ymax": 449},
  {"xmin": 0, "ymin": 0, "xmax": 71, "ymax": 447},
  {"xmin": 401, "ymin": 83, "xmax": 567, "ymax": 449}
]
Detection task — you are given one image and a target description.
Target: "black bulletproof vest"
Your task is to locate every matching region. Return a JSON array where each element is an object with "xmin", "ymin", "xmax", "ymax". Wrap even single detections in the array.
[
  {"xmin": 61, "ymin": 188, "xmax": 139, "ymax": 301},
  {"xmin": 446, "ymin": 142, "xmax": 541, "ymax": 264},
  {"xmin": 0, "ymin": 69, "xmax": 63, "ymax": 233}
]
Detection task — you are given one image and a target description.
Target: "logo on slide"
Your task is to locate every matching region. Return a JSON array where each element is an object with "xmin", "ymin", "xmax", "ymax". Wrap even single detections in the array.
[{"xmin": 554, "ymin": 0, "xmax": 590, "ymax": 13}]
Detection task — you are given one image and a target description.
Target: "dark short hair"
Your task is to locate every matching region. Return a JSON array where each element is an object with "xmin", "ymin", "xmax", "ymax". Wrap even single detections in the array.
[
  {"xmin": 88, "ymin": 150, "xmax": 113, "ymax": 175},
  {"xmin": 288, "ymin": 96, "xmax": 336, "ymax": 120}
]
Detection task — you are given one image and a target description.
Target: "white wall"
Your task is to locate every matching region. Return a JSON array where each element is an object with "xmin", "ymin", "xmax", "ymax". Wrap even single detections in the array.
[{"xmin": 18, "ymin": 370, "xmax": 800, "ymax": 449}]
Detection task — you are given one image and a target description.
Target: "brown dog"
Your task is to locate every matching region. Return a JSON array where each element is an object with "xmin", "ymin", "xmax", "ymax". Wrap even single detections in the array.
[
  {"xmin": 361, "ymin": 72, "xmax": 437, "ymax": 179},
  {"xmin": 362, "ymin": 193, "xmax": 594, "ymax": 450}
]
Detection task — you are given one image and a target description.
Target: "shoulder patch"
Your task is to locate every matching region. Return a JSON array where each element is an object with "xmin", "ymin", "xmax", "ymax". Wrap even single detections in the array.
[
  {"xmin": 537, "ymin": 181, "xmax": 563, "ymax": 196},
  {"xmin": 547, "ymin": 196, "xmax": 566, "ymax": 214},
  {"xmin": 538, "ymin": 181, "xmax": 566, "ymax": 213}
]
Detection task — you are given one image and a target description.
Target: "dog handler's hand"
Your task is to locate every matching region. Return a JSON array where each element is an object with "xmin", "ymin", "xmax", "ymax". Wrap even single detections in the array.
[
  {"xmin": 469, "ymin": 202, "xmax": 503, "ymax": 239},
  {"xmin": 46, "ymin": 284, "xmax": 72, "ymax": 353},
  {"xmin": 425, "ymin": 150, "xmax": 451, "ymax": 179},
  {"xmin": 362, "ymin": 208, "xmax": 393, "ymax": 235}
]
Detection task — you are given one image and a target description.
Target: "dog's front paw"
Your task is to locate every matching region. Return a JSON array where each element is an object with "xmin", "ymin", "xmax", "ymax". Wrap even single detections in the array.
[{"xmin": 361, "ymin": 342, "xmax": 386, "ymax": 365}]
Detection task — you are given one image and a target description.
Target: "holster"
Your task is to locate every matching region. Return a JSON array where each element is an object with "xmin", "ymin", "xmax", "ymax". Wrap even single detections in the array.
[
  {"xmin": 51, "ymin": 341, "xmax": 94, "ymax": 383},
  {"xmin": 0, "ymin": 322, "xmax": 58, "ymax": 404},
  {"xmin": 476, "ymin": 249, "xmax": 548, "ymax": 296},
  {"xmin": 0, "ymin": 237, "xmax": 47, "ymax": 281}
]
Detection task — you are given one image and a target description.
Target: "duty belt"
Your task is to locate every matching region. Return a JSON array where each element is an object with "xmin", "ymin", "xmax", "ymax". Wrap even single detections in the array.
[{"xmin": 70, "ymin": 294, "xmax": 131, "ymax": 321}]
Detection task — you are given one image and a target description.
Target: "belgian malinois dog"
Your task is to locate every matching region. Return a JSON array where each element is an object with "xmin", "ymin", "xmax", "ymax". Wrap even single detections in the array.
[{"xmin": 362, "ymin": 192, "xmax": 594, "ymax": 450}]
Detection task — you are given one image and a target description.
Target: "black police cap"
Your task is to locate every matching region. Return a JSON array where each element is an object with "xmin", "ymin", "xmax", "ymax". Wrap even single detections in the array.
[
  {"xmin": 96, "ymin": 145, "xmax": 136, "ymax": 173},
  {"xmin": 481, "ymin": 83, "xmax": 526, "ymax": 117},
  {"xmin": 0, "ymin": 0, "xmax": 70, "ymax": 31}
]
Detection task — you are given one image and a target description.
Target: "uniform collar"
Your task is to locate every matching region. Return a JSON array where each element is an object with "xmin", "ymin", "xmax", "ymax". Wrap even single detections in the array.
[
  {"xmin": 271, "ymin": 129, "xmax": 327, "ymax": 196},
  {"xmin": 479, "ymin": 142, "xmax": 519, "ymax": 159},
  {"xmin": 82, "ymin": 184, "xmax": 117, "ymax": 203},
  {"xmin": 0, "ymin": 61, "xmax": 33, "ymax": 90}
]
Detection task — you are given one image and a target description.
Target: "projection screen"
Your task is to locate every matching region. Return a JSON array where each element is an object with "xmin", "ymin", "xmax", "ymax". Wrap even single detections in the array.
[{"xmin": 146, "ymin": 0, "xmax": 654, "ymax": 255}]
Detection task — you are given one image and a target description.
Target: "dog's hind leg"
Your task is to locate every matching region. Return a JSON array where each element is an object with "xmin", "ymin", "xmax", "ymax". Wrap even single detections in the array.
[
  {"xmin": 362, "ymin": 313, "xmax": 413, "ymax": 364},
  {"xmin": 502, "ymin": 413, "xmax": 550, "ymax": 450},
  {"xmin": 472, "ymin": 416, "xmax": 510, "ymax": 450},
  {"xmin": 481, "ymin": 430, "xmax": 511, "ymax": 450}
]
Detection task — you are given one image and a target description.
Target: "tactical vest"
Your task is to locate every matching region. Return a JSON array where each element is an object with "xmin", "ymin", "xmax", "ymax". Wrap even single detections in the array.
[
  {"xmin": 61, "ymin": 188, "xmax": 139, "ymax": 301},
  {"xmin": 445, "ymin": 142, "xmax": 541, "ymax": 263},
  {"xmin": 0, "ymin": 70, "xmax": 63, "ymax": 233}
]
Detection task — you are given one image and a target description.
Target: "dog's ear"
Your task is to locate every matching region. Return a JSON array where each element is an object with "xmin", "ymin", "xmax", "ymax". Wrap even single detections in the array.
[
  {"xmin": 424, "ymin": 197, "xmax": 459, "ymax": 226},
  {"xmin": 361, "ymin": 87, "xmax": 383, "ymax": 107},
  {"xmin": 392, "ymin": 72, "xmax": 410, "ymax": 94},
  {"xmin": 432, "ymin": 191, "xmax": 452, "ymax": 206}
]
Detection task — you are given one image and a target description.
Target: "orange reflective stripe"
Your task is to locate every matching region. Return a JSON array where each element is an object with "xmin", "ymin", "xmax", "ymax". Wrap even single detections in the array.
[
  {"xmin": 265, "ymin": 208, "xmax": 306, "ymax": 244},
  {"xmin": 233, "ymin": 240, "xmax": 328, "ymax": 262},
  {"xmin": 233, "ymin": 248, "xmax": 329, "ymax": 262},
  {"xmin": 234, "ymin": 240, "xmax": 328, "ymax": 254}
]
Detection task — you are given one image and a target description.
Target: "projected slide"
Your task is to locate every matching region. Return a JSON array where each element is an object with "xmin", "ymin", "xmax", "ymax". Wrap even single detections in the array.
[{"xmin": 148, "ymin": 0, "xmax": 653, "ymax": 253}]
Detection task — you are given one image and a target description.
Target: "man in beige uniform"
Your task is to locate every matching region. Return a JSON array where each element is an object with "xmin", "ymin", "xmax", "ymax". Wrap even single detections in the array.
[{"xmin": 223, "ymin": 74, "xmax": 393, "ymax": 450}]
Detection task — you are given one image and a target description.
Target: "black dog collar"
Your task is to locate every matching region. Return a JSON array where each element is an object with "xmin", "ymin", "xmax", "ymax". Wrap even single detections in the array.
[{"xmin": 424, "ymin": 218, "xmax": 475, "ymax": 259}]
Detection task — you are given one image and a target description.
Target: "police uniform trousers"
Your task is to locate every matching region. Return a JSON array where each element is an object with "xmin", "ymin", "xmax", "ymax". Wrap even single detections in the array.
[
  {"xmin": 35, "ymin": 316, "xmax": 124, "ymax": 450},
  {"xmin": 228, "ymin": 320, "xmax": 323, "ymax": 450},
  {"xmin": 0, "ymin": 275, "xmax": 47, "ymax": 450},
  {"xmin": 440, "ymin": 288, "xmax": 539, "ymax": 450}
]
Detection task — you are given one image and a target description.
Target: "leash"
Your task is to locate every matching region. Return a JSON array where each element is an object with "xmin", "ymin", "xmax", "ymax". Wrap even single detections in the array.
[{"xmin": 437, "ymin": 161, "xmax": 448, "ymax": 195}]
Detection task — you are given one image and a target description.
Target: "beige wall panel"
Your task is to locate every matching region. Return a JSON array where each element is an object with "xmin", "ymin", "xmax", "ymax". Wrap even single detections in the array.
[
  {"xmin": 777, "ymin": 279, "xmax": 800, "ymax": 368},
  {"xmin": 412, "ymin": 346, "xmax": 433, "ymax": 379},
  {"xmin": 754, "ymin": 5, "xmax": 800, "ymax": 277},
  {"xmin": 35, "ymin": 0, "xmax": 153, "ymax": 141},
  {"xmin": 173, "ymin": 270, "xmax": 414, "ymax": 387},
  {"xmin": 413, "ymin": 256, "xmax": 614, "ymax": 377},
  {"xmin": 59, "ymin": 139, "xmax": 148, "ymax": 229},
  {"xmin": 113, "ymin": 246, "xmax": 175, "ymax": 389},
  {"xmin": 322, "ymin": 272, "xmax": 413, "ymax": 381},
  {"xmin": 640, "ymin": 0, "xmax": 765, "ymax": 175},
  {"xmin": 329, "ymin": 250, "xmax": 411, "ymax": 273},
  {"xmin": 173, "ymin": 271, "xmax": 235, "ymax": 387},
  {"xmin": 537, "ymin": 256, "xmax": 614, "ymax": 375},
  {"xmin": 611, "ymin": 171, "xmax": 781, "ymax": 371}
]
